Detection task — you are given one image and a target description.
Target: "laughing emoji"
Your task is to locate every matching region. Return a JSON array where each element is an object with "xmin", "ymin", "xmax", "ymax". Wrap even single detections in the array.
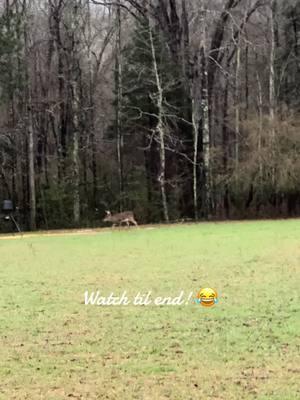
[{"xmin": 195, "ymin": 288, "xmax": 218, "ymax": 307}]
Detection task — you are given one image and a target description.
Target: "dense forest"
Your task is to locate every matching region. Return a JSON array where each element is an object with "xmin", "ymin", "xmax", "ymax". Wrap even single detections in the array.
[{"xmin": 0, "ymin": 0, "xmax": 299, "ymax": 231}]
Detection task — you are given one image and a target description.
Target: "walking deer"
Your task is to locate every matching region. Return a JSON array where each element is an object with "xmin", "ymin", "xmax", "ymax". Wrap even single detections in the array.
[{"xmin": 103, "ymin": 210, "xmax": 138, "ymax": 227}]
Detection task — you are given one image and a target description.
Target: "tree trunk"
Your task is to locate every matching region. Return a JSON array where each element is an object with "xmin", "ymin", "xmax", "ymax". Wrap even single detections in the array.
[
  {"xmin": 27, "ymin": 106, "xmax": 36, "ymax": 230},
  {"xmin": 222, "ymin": 54, "xmax": 230, "ymax": 219},
  {"xmin": 24, "ymin": 1, "xmax": 36, "ymax": 230},
  {"xmin": 256, "ymin": 72, "xmax": 263, "ymax": 179},
  {"xmin": 235, "ymin": 36, "xmax": 241, "ymax": 168},
  {"xmin": 244, "ymin": 35, "xmax": 249, "ymax": 119},
  {"xmin": 269, "ymin": 0, "xmax": 276, "ymax": 141},
  {"xmin": 269, "ymin": 0, "xmax": 276, "ymax": 187},
  {"xmin": 51, "ymin": 0, "xmax": 66, "ymax": 180},
  {"xmin": 200, "ymin": 6, "xmax": 211, "ymax": 219},
  {"xmin": 87, "ymin": 0, "xmax": 98, "ymax": 208},
  {"xmin": 71, "ymin": 1, "xmax": 81, "ymax": 224},
  {"xmin": 191, "ymin": 97, "xmax": 199, "ymax": 221},
  {"xmin": 115, "ymin": 3, "xmax": 124, "ymax": 211},
  {"xmin": 72, "ymin": 94, "xmax": 80, "ymax": 224},
  {"xmin": 182, "ymin": 0, "xmax": 199, "ymax": 220},
  {"xmin": 148, "ymin": 21, "xmax": 169, "ymax": 223}
]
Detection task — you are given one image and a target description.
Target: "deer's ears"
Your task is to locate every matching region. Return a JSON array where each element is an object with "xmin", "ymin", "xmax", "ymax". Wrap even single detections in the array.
[{"xmin": 105, "ymin": 210, "xmax": 111, "ymax": 215}]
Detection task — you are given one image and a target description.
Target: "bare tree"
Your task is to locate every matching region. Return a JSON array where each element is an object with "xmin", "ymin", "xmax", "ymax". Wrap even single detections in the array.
[
  {"xmin": 199, "ymin": 4, "xmax": 211, "ymax": 218},
  {"xmin": 148, "ymin": 17, "xmax": 169, "ymax": 222},
  {"xmin": 69, "ymin": 0, "xmax": 81, "ymax": 224},
  {"xmin": 23, "ymin": 0, "xmax": 36, "ymax": 230},
  {"xmin": 115, "ymin": 3, "xmax": 124, "ymax": 211}
]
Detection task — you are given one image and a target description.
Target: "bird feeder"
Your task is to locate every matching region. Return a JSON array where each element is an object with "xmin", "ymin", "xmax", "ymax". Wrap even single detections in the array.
[{"xmin": 2, "ymin": 200, "xmax": 21, "ymax": 232}]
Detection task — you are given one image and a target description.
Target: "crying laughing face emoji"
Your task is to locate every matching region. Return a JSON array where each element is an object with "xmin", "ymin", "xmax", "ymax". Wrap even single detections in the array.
[{"xmin": 195, "ymin": 288, "xmax": 218, "ymax": 307}]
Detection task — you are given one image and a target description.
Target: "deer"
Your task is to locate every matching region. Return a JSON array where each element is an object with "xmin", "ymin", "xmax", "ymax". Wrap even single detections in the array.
[{"xmin": 103, "ymin": 210, "xmax": 138, "ymax": 227}]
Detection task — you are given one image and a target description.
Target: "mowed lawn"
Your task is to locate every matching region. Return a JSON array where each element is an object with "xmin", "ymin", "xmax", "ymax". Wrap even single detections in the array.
[{"xmin": 0, "ymin": 220, "xmax": 299, "ymax": 400}]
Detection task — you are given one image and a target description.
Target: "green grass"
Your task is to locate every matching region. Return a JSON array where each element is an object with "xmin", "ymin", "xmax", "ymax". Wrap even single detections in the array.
[{"xmin": 0, "ymin": 220, "xmax": 299, "ymax": 399}]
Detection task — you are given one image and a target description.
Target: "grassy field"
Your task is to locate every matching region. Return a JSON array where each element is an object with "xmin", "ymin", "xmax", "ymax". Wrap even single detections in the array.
[{"xmin": 0, "ymin": 220, "xmax": 299, "ymax": 399}]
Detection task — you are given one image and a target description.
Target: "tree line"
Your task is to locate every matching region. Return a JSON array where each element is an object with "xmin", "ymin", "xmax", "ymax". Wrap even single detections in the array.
[{"xmin": 0, "ymin": 0, "xmax": 299, "ymax": 231}]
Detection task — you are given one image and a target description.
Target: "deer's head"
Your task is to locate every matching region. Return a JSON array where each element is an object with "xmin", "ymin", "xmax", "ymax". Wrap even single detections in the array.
[{"xmin": 103, "ymin": 210, "xmax": 112, "ymax": 222}]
